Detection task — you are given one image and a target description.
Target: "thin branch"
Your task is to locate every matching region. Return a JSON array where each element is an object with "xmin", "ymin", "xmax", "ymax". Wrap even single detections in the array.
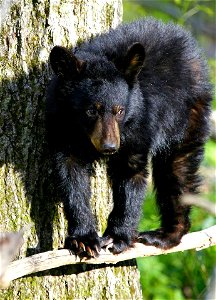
[
  {"xmin": 182, "ymin": 194, "xmax": 216, "ymax": 216},
  {"xmin": 0, "ymin": 225, "xmax": 216, "ymax": 289}
]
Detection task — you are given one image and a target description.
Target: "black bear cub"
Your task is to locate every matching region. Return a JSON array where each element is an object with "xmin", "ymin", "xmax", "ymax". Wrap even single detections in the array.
[{"xmin": 46, "ymin": 18, "xmax": 212, "ymax": 256}]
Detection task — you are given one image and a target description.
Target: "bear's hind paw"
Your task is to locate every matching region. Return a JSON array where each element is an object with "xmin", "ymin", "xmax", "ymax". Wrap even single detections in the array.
[{"xmin": 137, "ymin": 229, "xmax": 183, "ymax": 250}]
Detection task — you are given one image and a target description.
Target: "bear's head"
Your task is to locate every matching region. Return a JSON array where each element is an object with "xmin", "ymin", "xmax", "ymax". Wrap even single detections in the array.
[{"xmin": 49, "ymin": 43, "xmax": 145, "ymax": 155}]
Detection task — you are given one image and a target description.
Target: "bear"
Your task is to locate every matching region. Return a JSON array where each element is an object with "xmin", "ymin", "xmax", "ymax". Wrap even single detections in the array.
[{"xmin": 46, "ymin": 18, "xmax": 212, "ymax": 257}]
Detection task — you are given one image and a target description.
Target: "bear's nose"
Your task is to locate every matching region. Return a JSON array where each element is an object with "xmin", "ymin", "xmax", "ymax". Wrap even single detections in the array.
[{"xmin": 101, "ymin": 143, "xmax": 118, "ymax": 155}]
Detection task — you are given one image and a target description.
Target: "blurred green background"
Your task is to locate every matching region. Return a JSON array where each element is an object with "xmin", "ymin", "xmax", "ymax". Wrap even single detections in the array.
[{"xmin": 123, "ymin": 1, "xmax": 216, "ymax": 299}]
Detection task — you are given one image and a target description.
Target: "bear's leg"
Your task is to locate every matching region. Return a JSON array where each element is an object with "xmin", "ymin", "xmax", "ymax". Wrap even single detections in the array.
[
  {"xmin": 55, "ymin": 153, "xmax": 100, "ymax": 257},
  {"xmin": 101, "ymin": 154, "xmax": 148, "ymax": 253},
  {"xmin": 138, "ymin": 141, "xmax": 205, "ymax": 249}
]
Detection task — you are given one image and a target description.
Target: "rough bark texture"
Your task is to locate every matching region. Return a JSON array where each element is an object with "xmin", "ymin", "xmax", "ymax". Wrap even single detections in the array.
[{"xmin": 0, "ymin": 0, "xmax": 143, "ymax": 299}]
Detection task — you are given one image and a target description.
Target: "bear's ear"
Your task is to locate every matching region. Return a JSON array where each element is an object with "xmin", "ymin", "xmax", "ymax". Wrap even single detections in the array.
[
  {"xmin": 123, "ymin": 42, "xmax": 145, "ymax": 82},
  {"xmin": 49, "ymin": 46, "xmax": 85, "ymax": 78}
]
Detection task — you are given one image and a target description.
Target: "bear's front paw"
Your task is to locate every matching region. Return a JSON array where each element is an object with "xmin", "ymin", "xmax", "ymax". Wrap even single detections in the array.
[
  {"xmin": 65, "ymin": 231, "xmax": 101, "ymax": 258},
  {"xmin": 100, "ymin": 232, "xmax": 135, "ymax": 254}
]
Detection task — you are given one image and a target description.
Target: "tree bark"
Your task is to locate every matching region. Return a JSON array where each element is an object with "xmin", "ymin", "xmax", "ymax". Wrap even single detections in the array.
[{"xmin": 0, "ymin": 0, "xmax": 142, "ymax": 299}]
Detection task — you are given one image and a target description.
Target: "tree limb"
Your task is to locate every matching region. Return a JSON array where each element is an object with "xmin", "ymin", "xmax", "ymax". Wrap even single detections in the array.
[
  {"xmin": 182, "ymin": 194, "xmax": 216, "ymax": 216},
  {"xmin": 0, "ymin": 225, "xmax": 216, "ymax": 289}
]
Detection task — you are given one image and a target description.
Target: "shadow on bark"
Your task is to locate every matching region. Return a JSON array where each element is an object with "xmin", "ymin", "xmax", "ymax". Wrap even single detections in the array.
[
  {"xmin": 22, "ymin": 259, "xmax": 137, "ymax": 278},
  {"xmin": 1, "ymin": 64, "xmax": 58, "ymax": 253}
]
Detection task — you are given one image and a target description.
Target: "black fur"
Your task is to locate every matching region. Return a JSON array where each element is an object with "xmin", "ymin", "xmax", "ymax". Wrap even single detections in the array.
[{"xmin": 46, "ymin": 18, "xmax": 212, "ymax": 256}]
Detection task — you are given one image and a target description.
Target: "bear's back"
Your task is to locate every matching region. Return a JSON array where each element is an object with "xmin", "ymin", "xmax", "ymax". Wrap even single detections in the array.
[
  {"xmin": 77, "ymin": 18, "xmax": 209, "ymax": 99},
  {"xmin": 79, "ymin": 19, "xmax": 200, "ymax": 69}
]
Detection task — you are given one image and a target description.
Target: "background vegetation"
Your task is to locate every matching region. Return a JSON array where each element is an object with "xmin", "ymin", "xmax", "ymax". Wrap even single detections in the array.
[{"xmin": 123, "ymin": 1, "xmax": 216, "ymax": 299}]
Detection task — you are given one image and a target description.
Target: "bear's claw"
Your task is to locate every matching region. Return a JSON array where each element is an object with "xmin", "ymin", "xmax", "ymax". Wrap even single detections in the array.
[{"xmin": 65, "ymin": 234, "xmax": 101, "ymax": 258}]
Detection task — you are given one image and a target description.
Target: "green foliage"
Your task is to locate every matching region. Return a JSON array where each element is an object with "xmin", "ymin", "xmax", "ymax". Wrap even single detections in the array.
[
  {"xmin": 204, "ymin": 140, "xmax": 216, "ymax": 167},
  {"xmin": 137, "ymin": 255, "xmax": 185, "ymax": 300},
  {"xmin": 123, "ymin": 1, "xmax": 216, "ymax": 299},
  {"xmin": 208, "ymin": 59, "xmax": 216, "ymax": 109},
  {"xmin": 123, "ymin": 0, "xmax": 215, "ymax": 25}
]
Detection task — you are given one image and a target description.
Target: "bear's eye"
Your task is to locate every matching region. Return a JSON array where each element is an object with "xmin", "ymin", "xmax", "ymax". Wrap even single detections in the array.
[
  {"xmin": 86, "ymin": 109, "xmax": 98, "ymax": 118},
  {"xmin": 117, "ymin": 108, "xmax": 125, "ymax": 115},
  {"xmin": 113, "ymin": 105, "xmax": 125, "ymax": 117}
]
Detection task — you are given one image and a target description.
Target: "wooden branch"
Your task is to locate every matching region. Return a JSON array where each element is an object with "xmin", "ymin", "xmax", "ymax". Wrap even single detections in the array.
[
  {"xmin": 0, "ymin": 225, "xmax": 216, "ymax": 289},
  {"xmin": 182, "ymin": 194, "xmax": 216, "ymax": 216}
]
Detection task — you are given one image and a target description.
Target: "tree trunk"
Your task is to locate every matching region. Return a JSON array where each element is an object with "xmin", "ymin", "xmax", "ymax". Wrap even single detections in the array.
[{"xmin": 0, "ymin": 0, "xmax": 142, "ymax": 299}]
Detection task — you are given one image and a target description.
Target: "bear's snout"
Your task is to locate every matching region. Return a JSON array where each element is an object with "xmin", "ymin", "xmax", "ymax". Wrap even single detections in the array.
[
  {"xmin": 89, "ymin": 115, "xmax": 120, "ymax": 155},
  {"xmin": 100, "ymin": 142, "xmax": 118, "ymax": 155}
]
